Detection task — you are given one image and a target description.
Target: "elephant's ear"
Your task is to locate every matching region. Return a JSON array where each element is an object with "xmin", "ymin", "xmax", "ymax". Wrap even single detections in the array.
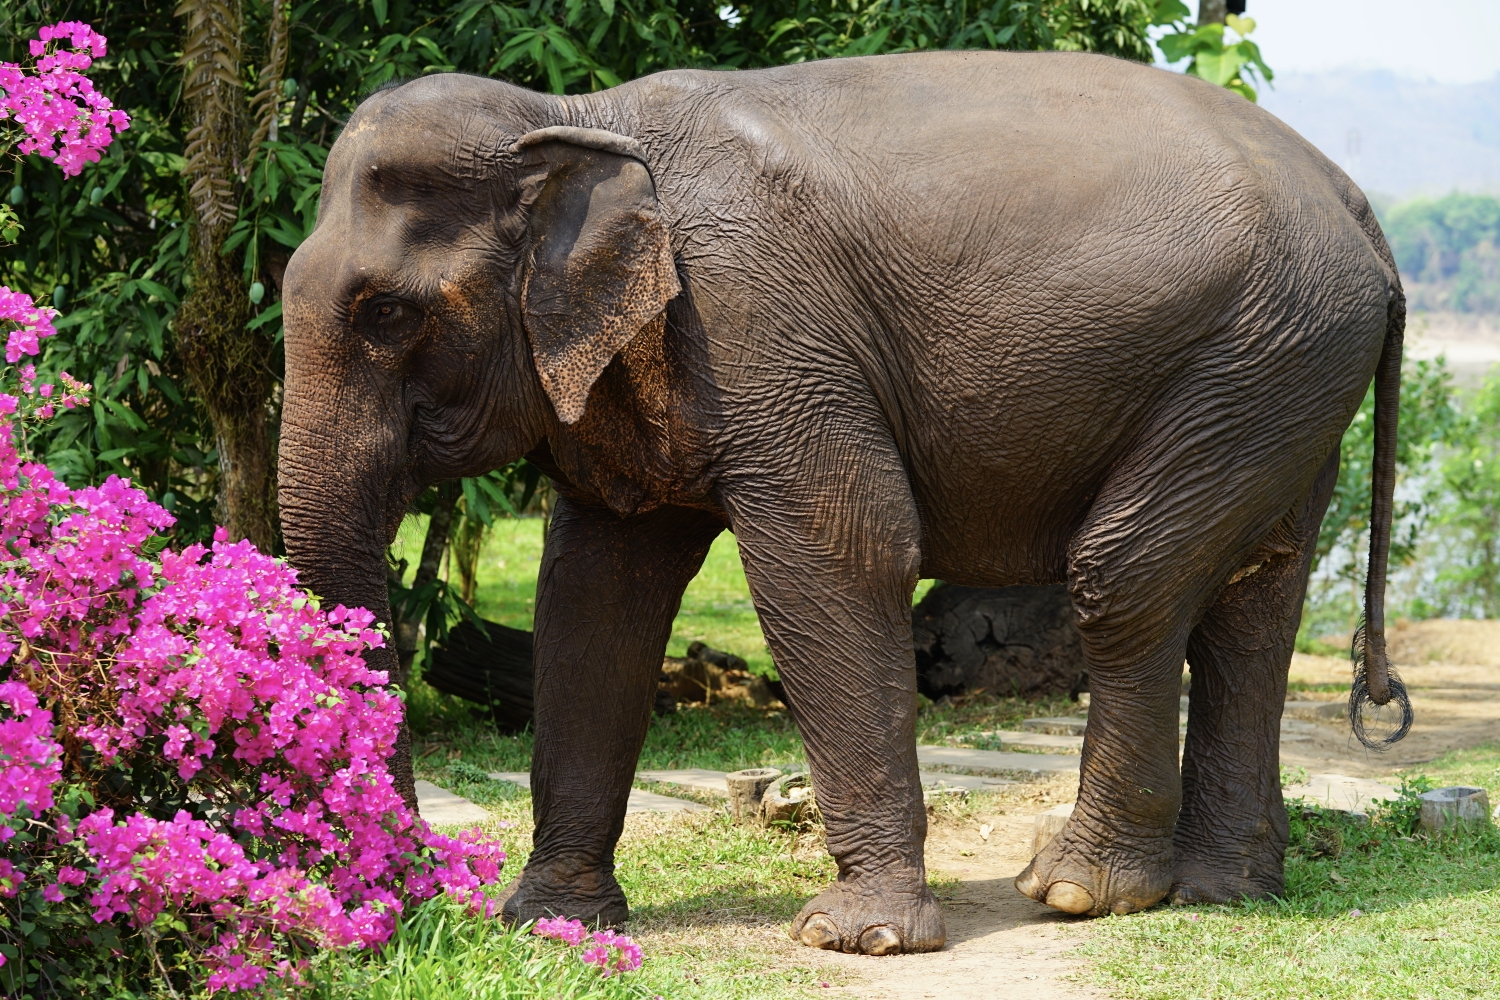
[{"xmin": 512, "ymin": 126, "xmax": 680, "ymax": 425}]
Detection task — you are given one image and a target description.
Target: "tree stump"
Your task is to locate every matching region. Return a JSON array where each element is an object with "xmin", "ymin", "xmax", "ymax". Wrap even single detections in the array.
[
  {"xmin": 1419, "ymin": 786, "xmax": 1492, "ymax": 832},
  {"xmin": 1031, "ymin": 803, "xmax": 1074, "ymax": 855},
  {"xmin": 912, "ymin": 584, "xmax": 1088, "ymax": 701},
  {"xmin": 762, "ymin": 773, "xmax": 817, "ymax": 827},
  {"xmin": 726, "ymin": 767, "xmax": 781, "ymax": 825}
]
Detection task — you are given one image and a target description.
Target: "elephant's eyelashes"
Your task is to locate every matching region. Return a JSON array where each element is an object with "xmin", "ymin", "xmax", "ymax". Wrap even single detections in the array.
[{"xmin": 359, "ymin": 297, "xmax": 422, "ymax": 345}]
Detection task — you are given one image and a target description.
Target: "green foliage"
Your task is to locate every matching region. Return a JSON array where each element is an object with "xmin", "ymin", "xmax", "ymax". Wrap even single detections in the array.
[
  {"xmin": 1383, "ymin": 192, "xmax": 1500, "ymax": 313},
  {"xmin": 1155, "ymin": 11, "xmax": 1272, "ymax": 102},
  {"xmin": 1315, "ymin": 357, "xmax": 1458, "ymax": 578},
  {"xmin": 1430, "ymin": 374, "xmax": 1500, "ymax": 616},
  {"xmin": 1372, "ymin": 774, "xmax": 1436, "ymax": 836}
]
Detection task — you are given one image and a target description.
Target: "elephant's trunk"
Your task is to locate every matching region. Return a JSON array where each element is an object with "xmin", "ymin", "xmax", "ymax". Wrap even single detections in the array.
[{"xmin": 278, "ymin": 373, "xmax": 418, "ymax": 806}]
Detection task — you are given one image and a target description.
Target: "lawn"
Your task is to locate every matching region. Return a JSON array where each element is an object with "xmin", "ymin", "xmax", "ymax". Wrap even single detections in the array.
[
  {"xmin": 1084, "ymin": 746, "xmax": 1500, "ymax": 1000},
  {"xmin": 398, "ymin": 517, "xmax": 937, "ymax": 679},
  {"xmin": 384, "ymin": 515, "xmax": 1500, "ymax": 1000}
]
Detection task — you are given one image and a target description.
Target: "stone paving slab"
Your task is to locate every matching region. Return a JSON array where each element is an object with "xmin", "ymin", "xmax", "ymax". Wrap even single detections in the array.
[
  {"xmin": 1284, "ymin": 772, "xmax": 1399, "ymax": 813},
  {"xmin": 977, "ymin": 730, "xmax": 1083, "ymax": 753},
  {"xmin": 489, "ymin": 772, "xmax": 708, "ymax": 814},
  {"xmin": 644, "ymin": 766, "xmax": 1019, "ymax": 795},
  {"xmin": 920, "ymin": 771, "xmax": 1016, "ymax": 791},
  {"xmin": 415, "ymin": 779, "xmax": 491, "ymax": 827},
  {"xmin": 917, "ymin": 744, "xmax": 1080, "ymax": 774},
  {"xmin": 637, "ymin": 768, "xmax": 731, "ymax": 795},
  {"xmin": 1020, "ymin": 717, "xmax": 1088, "ymax": 736}
]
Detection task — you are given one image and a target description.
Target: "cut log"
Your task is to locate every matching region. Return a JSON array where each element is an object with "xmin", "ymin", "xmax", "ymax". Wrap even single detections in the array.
[
  {"xmin": 726, "ymin": 767, "xmax": 782, "ymax": 825},
  {"xmin": 762, "ymin": 773, "xmax": 818, "ymax": 827},
  {"xmin": 1031, "ymin": 803, "xmax": 1074, "ymax": 855},
  {"xmin": 1419, "ymin": 786, "xmax": 1491, "ymax": 832},
  {"xmin": 422, "ymin": 618, "xmax": 535, "ymax": 733},
  {"xmin": 913, "ymin": 584, "xmax": 1088, "ymax": 701}
]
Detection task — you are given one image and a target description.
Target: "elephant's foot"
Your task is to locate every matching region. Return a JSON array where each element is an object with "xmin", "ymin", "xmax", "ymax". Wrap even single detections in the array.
[
  {"xmin": 1015, "ymin": 819, "xmax": 1173, "ymax": 917},
  {"xmin": 790, "ymin": 870, "xmax": 946, "ymax": 955},
  {"xmin": 1169, "ymin": 841, "xmax": 1285, "ymax": 906},
  {"xmin": 499, "ymin": 857, "xmax": 629, "ymax": 928}
]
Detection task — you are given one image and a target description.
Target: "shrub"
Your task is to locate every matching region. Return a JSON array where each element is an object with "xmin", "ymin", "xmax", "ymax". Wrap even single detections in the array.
[{"xmin": 0, "ymin": 288, "xmax": 508, "ymax": 994}]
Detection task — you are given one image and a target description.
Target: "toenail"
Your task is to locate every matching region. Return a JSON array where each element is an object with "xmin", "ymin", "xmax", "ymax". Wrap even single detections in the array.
[
  {"xmin": 1111, "ymin": 900, "xmax": 1135, "ymax": 915},
  {"xmin": 1014, "ymin": 864, "xmax": 1044, "ymax": 900},
  {"xmin": 798, "ymin": 913, "xmax": 841, "ymax": 950},
  {"xmin": 1044, "ymin": 881, "xmax": 1095, "ymax": 914},
  {"xmin": 859, "ymin": 925, "xmax": 903, "ymax": 956}
]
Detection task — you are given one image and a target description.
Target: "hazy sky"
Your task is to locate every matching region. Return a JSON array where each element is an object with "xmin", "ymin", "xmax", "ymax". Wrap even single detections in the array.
[{"xmin": 1194, "ymin": 0, "xmax": 1500, "ymax": 83}]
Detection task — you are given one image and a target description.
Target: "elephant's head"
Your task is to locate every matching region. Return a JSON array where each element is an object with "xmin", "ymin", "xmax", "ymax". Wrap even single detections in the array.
[{"xmin": 277, "ymin": 75, "xmax": 680, "ymax": 639}]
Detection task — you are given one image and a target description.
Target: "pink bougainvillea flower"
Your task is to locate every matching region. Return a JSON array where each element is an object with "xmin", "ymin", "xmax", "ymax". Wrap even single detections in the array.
[{"xmin": 0, "ymin": 20, "xmax": 128, "ymax": 178}]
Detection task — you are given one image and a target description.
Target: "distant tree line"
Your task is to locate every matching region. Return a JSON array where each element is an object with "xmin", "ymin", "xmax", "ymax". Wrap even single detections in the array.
[{"xmin": 1381, "ymin": 192, "xmax": 1500, "ymax": 314}]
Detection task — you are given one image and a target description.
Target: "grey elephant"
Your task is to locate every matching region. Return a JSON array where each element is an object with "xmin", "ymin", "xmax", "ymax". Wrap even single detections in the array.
[{"xmin": 278, "ymin": 50, "xmax": 1408, "ymax": 955}]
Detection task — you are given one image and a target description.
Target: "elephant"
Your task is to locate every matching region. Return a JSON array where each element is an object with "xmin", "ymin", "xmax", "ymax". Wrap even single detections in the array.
[{"xmin": 277, "ymin": 49, "xmax": 1411, "ymax": 955}]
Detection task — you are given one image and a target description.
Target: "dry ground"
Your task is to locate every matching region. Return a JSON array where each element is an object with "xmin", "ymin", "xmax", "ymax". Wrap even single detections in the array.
[{"xmin": 640, "ymin": 618, "xmax": 1500, "ymax": 1000}]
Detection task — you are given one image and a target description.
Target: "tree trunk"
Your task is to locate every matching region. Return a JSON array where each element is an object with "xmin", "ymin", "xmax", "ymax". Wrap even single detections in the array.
[
  {"xmin": 395, "ymin": 482, "xmax": 460, "ymax": 683},
  {"xmin": 1198, "ymin": 0, "xmax": 1227, "ymax": 25},
  {"xmin": 176, "ymin": 0, "xmax": 278, "ymax": 551}
]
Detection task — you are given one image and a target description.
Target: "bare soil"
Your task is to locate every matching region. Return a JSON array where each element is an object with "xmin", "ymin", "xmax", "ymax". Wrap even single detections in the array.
[{"xmin": 824, "ymin": 619, "xmax": 1500, "ymax": 999}]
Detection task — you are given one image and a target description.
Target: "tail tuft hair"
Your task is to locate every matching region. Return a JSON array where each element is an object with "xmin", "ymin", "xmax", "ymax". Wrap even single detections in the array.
[{"xmin": 1349, "ymin": 619, "xmax": 1413, "ymax": 750}]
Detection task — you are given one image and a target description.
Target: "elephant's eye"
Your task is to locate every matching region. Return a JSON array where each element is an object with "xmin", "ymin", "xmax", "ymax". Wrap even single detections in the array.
[{"xmin": 361, "ymin": 297, "xmax": 420, "ymax": 344}]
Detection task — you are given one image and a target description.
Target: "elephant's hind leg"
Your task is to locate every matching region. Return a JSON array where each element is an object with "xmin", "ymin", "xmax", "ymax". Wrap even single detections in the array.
[
  {"xmin": 1171, "ymin": 449, "xmax": 1339, "ymax": 905},
  {"xmin": 1016, "ymin": 411, "xmax": 1334, "ymax": 918}
]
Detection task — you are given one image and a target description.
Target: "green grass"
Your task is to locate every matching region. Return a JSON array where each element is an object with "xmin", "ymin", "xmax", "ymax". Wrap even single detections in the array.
[
  {"xmin": 1085, "ymin": 745, "xmax": 1500, "ymax": 999},
  {"xmin": 308, "ymin": 787, "xmax": 847, "ymax": 1000},
  {"xmin": 307, "ymin": 895, "xmax": 658, "ymax": 999},
  {"xmin": 398, "ymin": 517, "xmax": 939, "ymax": 680}
]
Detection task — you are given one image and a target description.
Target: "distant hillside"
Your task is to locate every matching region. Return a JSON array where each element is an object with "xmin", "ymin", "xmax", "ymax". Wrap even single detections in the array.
[
  {"xmin": 1382, "ymin": 193, "xmax": 1500, "ymax": 313},
  {"xmin": 1258, "ymin": 70, "xmax": 1500, "ymax": 200}
]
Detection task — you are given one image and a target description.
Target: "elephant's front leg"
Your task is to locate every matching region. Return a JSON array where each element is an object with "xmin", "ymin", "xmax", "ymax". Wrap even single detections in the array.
[
  {"xmin": 503, "ymin": 497, "xmax": 722, "ymax": 927},
  {"xmin": 728, "ymin": 463, "xmax": 945, "ymax": 956}
]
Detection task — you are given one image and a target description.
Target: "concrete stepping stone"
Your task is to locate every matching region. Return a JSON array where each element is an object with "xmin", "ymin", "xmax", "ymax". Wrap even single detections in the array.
[
  {"xmin": 415, "ymin": 779, "xmax": 491, "ymax": 827},
  {"xmin": 637, "ymin": 768, "xmax": 730, "ymax": 795},
  {"xmin": 974, "ymin": 730, "xmax": 1083, "ymax": 753},
  {"xmin": 489, "ymin": 771, "xmax": 709, "ymax": 814},
  {"xmin": 1283, "ymin": 772, "xmax": 1398, "ymax": 814},
  {"xmin": 1021, "ymin": 717, "xmax": 1089, "ymax": 736},
  {"xmin": 1279, "ymin": 717, "xmax": 1320, "ymax": 742},
  {"xmin": 920, "ymin": 771, "xmax": 1016, "ymax": 791},
  {"xmin": 917, "ymin": 744, "xmax": 1080, "ymax": 774}
]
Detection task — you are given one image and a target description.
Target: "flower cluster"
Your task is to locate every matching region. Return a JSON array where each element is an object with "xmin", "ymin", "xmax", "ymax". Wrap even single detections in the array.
[
  {"xmin": 0, "ymin": 339, "xmax": 508, "ymax": 991},
  {"xmin": 0, "ymin": 682, "xmax": 60, "ymax": 839},
  {"xmin": 0, "ymin": 288, "xmax": 56, "ymax": 365},
  {"xmin": 0, "ymin": 21, "xmax": 129, "ymax": 177},
  {"xmin": 532, "ymin": 917, "xmax": 644, "ymax": 977}
]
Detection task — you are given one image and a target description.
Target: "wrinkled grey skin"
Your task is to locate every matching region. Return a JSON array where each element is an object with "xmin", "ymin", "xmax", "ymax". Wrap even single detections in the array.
[{"xmin": 278, "ymin": 51, "xmax": 1405, "ymax": 954}]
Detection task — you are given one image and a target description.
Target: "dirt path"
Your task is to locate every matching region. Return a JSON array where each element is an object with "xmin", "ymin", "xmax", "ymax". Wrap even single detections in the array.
[
  {"xmin": 1283, "ymin": 643, "xmax": 1500, "ymax": 777},
  {"xmin": 826, "ymin": 621, "xmax": 1500, "ymax": 999},
  {"xmin": 824, "ymin": 801, "xmax": 1102, "ymax": 999}
]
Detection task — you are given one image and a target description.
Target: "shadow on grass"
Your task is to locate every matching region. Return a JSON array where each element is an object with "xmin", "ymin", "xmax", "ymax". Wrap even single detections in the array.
[{"xmin": 627, "ymin": 884, "xmax": 815, "ymax": 931}]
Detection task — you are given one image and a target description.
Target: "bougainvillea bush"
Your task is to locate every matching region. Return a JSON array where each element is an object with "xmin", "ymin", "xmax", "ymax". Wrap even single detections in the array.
[{"xmin": 0, "ymin": 325, "xmax": 509, "ymax": 996}]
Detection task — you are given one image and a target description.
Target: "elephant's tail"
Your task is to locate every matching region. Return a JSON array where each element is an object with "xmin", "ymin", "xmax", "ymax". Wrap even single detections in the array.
[{"xmin": 1350, "ymin": 295, "xmax": 1413, "ymax": 749}]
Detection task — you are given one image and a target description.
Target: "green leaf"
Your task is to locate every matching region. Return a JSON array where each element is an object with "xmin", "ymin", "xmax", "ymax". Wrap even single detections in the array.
[
  {"xmin": 246, "ymin": 301, "xmax": 283, "ymax": 331},
  {"xmin": 373, "ymin": 0, "xmax": 389, "ymax": 25},
  {"xmin": 1152, "ymin": 0, "xmax": 1191, "ymax": 25},
  {"xmin": 96, "ymin": 447, "xmax": 134, "ymax": 463}
]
